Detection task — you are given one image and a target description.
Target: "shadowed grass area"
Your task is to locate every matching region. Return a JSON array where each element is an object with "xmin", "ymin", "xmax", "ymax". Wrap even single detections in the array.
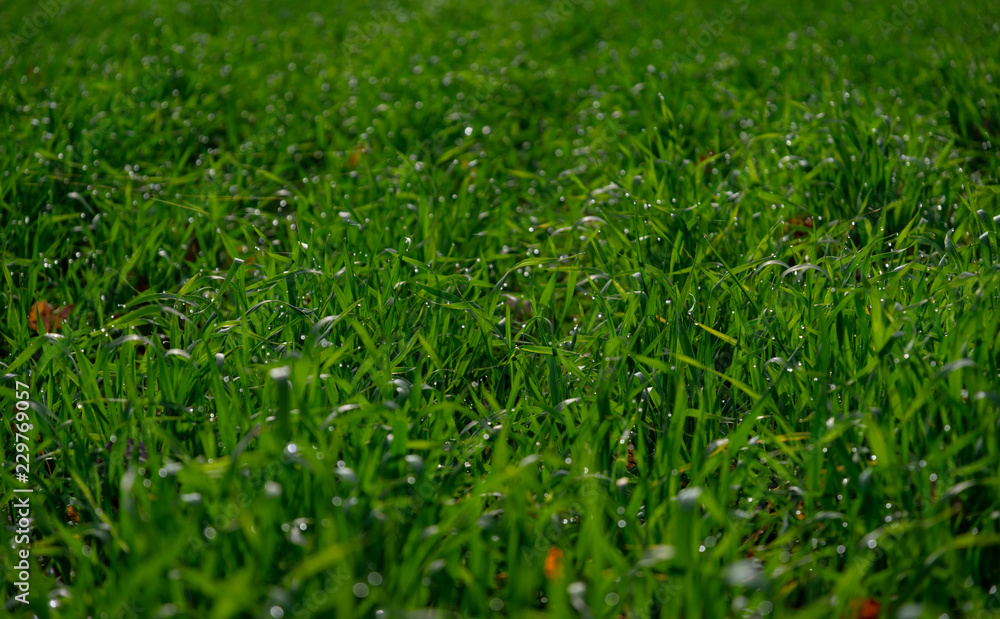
[{"xmin": 2, "ymin": 0, "xmax": 1000, "ymax": 617}]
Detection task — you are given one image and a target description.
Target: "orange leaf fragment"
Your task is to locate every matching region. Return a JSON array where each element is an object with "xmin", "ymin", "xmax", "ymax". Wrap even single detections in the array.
[
  {"xmin": 347, "ymin": 143, "xmax": 364, "ymax": 169},
  {"xmin": 849, "ymin": 598, "xmax": 880, "ymax": 619},
  {"xmin": 544, "ymin": 547, "xmax": 564, "ymax": 581}
]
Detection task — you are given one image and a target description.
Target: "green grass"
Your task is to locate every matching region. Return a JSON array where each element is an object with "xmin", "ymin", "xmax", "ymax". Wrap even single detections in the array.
[{"xmin": 2, "ymin": 0, "xmax": 1000, "ymax": 616}]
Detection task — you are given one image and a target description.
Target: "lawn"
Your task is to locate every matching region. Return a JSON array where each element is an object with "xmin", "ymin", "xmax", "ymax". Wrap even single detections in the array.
[{"xmin": 2, "ymin": 0, "xmax": 1000, "ymax": 616}]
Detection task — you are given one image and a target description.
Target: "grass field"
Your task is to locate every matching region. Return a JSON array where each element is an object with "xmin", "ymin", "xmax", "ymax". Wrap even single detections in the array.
[{"xmin": 2, "ymin": 0, "xmax": 1000, "ymax": 616}]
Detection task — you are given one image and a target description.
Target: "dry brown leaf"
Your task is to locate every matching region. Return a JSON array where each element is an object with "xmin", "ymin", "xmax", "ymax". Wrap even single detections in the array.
[{"xmin": 28, "ymin": 301, "xmax": 72, "ymax": 333}]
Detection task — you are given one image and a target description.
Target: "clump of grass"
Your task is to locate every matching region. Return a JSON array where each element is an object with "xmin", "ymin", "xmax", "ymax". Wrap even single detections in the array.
[{"xmin": 2, "ymin": 0, "xmax": 1000, "ymax": 617}]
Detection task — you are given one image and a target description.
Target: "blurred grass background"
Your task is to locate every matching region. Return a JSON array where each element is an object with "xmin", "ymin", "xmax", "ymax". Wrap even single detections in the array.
[{"xmin": 2, "ymin": 0, "xmax": 1000, "ymax": 617}]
